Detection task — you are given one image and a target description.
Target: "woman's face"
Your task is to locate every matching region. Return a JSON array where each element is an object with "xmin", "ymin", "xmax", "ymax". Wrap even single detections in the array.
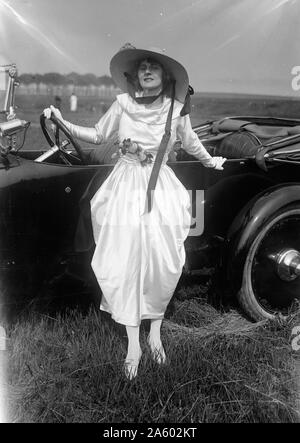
[{"xmin": 137, "ymin": 59, "xmax": 163, "ymax": 95}]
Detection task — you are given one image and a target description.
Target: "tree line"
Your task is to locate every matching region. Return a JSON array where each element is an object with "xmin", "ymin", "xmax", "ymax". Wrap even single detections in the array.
[{"xmin": 18, "ymin": 72, "xmax": 115, "ymax": 87}]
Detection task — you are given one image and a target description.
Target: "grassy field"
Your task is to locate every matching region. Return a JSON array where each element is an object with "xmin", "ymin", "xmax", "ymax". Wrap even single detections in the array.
[
  {"xmin": 14, "ymin": 92, "xmax": 300, "ymax": 151},
  {"xmin": 3, "ymin": 92, "xmax": 300, "ymax": 423},
  {"xmin": 5, "ymin": 288, "xmax": 300, "ymax": 423}
]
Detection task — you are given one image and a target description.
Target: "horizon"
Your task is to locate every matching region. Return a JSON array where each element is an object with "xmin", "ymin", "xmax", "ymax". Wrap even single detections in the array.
[{"xmin": 15, "ymin": 70, "xmax": 300, "ymax": 99}]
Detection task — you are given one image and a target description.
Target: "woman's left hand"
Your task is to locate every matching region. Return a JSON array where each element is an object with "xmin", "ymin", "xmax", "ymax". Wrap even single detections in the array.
[{"xmin": 211, "ymin": 156, "xmax": 227, "ymax": 170}]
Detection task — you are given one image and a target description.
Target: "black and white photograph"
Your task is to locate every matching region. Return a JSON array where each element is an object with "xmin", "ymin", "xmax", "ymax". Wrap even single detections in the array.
[{"xmin": 0, "ymin": 0, "xmax": 300, "ymax": 426}]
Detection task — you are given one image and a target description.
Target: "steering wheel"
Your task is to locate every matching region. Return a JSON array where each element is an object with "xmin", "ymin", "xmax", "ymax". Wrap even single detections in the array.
[{"xmin": 40, "ymin": 113, "xmax": 86, "ymax": 164}]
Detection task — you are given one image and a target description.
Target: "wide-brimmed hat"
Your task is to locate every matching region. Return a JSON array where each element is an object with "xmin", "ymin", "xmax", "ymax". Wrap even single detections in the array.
[{"xmin": 110, "ymin": 43, "xmax": 189, "ymax": 104}]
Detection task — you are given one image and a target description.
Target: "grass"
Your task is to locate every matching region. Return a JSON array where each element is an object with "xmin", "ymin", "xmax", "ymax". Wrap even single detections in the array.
[
  {"xmin": 13, "ymin": 92, "xmax": 300, "ymax": 152},
  {"xmin": 4, "ymin": 283, "xmax": 300, "ymax": 423}
]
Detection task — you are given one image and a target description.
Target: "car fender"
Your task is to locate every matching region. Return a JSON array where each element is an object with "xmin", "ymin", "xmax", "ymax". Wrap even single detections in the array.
[{"xmin": 225, "ymin": 183, "xmax": 300, "ymax": 294}]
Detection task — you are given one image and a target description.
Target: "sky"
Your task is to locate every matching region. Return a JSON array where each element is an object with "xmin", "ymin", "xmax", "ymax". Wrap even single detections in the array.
[{"xmin": 0, "ymin": 0, "xmax": 299, "ymax": 96}]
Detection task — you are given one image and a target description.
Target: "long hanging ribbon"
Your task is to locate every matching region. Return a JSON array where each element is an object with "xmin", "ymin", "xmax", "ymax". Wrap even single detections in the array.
[{"xmin": 144, "ymin": 81, "xmax": 176, "ymax": 213}]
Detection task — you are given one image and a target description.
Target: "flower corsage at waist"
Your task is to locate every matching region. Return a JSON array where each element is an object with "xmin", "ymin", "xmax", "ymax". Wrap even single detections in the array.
[{"xmin": 112, "ymin": 138, "xmax": 153, "ymax": 166}]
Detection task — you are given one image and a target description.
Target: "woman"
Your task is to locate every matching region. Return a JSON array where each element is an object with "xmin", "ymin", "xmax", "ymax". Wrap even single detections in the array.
[{"xmin": 43, "ymin": 44, "xmax": 226, "ymax": 380}]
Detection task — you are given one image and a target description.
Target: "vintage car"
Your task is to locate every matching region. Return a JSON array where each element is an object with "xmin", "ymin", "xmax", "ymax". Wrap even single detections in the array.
[{"xmin": 0, "ymin": 64, "xmax": 300, "ymax": 322}]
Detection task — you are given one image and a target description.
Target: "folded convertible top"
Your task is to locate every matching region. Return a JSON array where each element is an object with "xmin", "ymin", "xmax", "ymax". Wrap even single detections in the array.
[{"xmin": 212, "ymin": 118, "xmax": 300, "ymax": 139}]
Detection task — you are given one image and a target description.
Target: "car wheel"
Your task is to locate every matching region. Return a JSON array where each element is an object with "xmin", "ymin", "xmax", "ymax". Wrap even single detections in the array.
[{"xmin": 238, "ymin": 207, "xmax": 300, "ymax": 321}]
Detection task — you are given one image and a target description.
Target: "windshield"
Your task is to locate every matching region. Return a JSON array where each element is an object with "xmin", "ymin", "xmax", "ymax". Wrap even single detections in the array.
[{"xmin": 0, "ymin": 67, "xmax": 9, "ymax": 113}]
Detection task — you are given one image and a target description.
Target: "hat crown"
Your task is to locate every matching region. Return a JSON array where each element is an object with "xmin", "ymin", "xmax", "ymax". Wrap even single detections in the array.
[
  {"xmin": 119, "ymin": 43, "xmax": 166, "ymax": 56},
  {"xmin": 119, "ymin": 42, "xmax": 136, "ymax": 51}
]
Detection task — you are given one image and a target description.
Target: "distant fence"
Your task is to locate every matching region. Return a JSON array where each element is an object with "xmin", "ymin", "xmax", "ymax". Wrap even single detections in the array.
[{"xmin": 17, "ymin": 83, "xmax": 121, "ymax": 99}]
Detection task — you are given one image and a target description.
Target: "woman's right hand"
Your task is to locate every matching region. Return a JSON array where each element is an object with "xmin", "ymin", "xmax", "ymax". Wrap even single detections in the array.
[{"xmin": 43, "ymin": 105, "xmax": 63, "ymax": 121}]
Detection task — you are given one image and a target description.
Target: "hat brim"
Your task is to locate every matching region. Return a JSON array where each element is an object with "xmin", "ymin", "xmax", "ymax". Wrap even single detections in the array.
[{"xmin": 110, "ymin": 48, "xmax": 189, "ymax": 103}]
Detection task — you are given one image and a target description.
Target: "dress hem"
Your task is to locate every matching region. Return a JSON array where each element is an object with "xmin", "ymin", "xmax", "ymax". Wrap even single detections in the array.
[{"xmin": 100, "ymin": 306, "xmax": 164, "ymax": 327}]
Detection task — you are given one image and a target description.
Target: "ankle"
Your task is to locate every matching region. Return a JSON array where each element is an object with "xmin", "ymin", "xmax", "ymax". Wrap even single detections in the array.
[
  {"xmin": 148, "ymin": 334, "xmax": 161, "ymax": 345},
  {"xmin": 126, "ymin": 346, "xmax": 142, "ymax": 359},
  {"xmin": 147, "ymin": 335, "xmax": 166, "ymax": 365}
]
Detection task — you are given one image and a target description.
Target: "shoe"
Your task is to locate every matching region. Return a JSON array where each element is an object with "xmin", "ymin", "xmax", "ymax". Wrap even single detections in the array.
[
  {"xmin": 124, "ymin": 350, "xmax": 142, "ymax": 380},
  {"xmin": 147, "ymin": 336, "xmax": 166, "ymax": 365}
]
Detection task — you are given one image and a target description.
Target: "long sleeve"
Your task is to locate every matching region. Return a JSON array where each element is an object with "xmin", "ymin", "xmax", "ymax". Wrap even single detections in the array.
[
  {"xmin": 176, "ymin": 114, "xmax": 215, "ymax": 167},
  {"xmin": 62, "ymin": 100, "xmax": 122, "ymax": 144}
]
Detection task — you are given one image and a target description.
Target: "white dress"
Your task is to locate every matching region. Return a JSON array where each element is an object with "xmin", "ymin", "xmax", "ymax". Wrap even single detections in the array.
[{"xmin": 82, "ymin": 93, "xmax": 213, "ymax": 326}]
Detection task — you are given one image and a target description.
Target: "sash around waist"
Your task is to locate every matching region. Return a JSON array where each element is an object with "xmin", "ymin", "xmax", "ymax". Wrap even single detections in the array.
[{"xmin": 118, "ymin": 152, "xmax": 168, "ymax": 166}]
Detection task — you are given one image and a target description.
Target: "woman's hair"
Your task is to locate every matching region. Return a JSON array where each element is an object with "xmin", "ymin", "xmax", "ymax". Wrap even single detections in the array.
[{"xmin": 125, "ymin": 57, "xmax": 174, "ymax": 97}]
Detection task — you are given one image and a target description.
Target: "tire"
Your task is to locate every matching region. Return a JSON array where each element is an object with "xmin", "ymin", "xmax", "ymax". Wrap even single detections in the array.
[{"xmin": 238, "ymin": 207, "xmax": 300, "ymax": 321}]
